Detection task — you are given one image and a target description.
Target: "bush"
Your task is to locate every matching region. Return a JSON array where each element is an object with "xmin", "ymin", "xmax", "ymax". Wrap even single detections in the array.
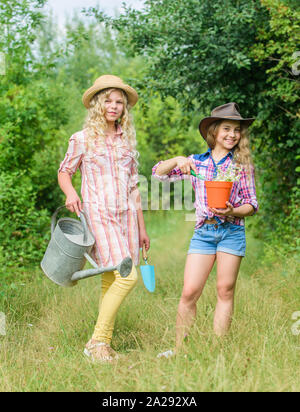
[{"xmin": 0, "ymin": 171, "xmax": 50, "ymax": 269}]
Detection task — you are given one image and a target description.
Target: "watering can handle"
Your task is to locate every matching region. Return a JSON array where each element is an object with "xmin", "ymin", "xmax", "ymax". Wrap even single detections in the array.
[
  {"xmin": 79, "ymin": 212, "xmax": 88, "ymax": 243},
  {"xmin": 51, "ymin": 205, "xmax": 89, "ymax": 242}
]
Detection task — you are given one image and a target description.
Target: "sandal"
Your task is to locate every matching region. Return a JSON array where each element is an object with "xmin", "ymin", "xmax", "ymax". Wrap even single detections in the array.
[{"xmin": 84, "ymin": 340, "xmax": 116, "ymax": 363}]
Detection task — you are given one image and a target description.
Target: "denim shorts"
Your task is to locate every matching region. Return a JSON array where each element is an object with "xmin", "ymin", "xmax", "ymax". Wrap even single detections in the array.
[{"xmin": 188, "ymin": 222, "xmax": 246, "ymax": 257}]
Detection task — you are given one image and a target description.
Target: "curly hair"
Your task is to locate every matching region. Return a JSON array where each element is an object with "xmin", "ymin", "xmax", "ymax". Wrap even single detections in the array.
[
  {"xmin": 83, "ymin": 88, "xmax": 138, "ymax": 161},
  {"xmin": 206, "ymin": 120, "xmax": 253, "ymax": 173}
]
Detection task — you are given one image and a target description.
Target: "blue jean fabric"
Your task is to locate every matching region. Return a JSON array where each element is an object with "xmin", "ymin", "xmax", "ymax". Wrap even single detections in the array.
[{"xmin": 188, "ymin": 222, "xmax": 246, "ymax": 257}]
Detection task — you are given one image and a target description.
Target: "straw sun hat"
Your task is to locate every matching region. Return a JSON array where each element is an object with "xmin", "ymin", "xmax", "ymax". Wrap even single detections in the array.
[{"xmin": 82, "ymin": 75, "xmax": 139, "ymax": 109}]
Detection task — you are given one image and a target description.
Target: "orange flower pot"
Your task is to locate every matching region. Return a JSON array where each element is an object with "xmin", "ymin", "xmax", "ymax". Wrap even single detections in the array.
[{"xmin": 205, "ymin": 181, "xmax": 233, "ymax": 208}]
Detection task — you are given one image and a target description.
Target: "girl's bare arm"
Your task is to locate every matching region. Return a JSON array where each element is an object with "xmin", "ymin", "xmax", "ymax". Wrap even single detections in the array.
[
  {"xmin": 58, "ymin": 171, "xmax": 82, "ymax": 216},
  {"xmin": 156, "ymin": 156, "xmax": 197, "ymax": 176},
  {"xmin": 130, "ymin": 186, "xmax": 150, "ymax": 250}
]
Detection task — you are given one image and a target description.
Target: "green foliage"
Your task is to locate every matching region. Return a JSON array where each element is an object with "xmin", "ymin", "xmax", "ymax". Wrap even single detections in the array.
[
  {"xmin": 0, "ymin": 81, "xmax": 68, "ymax": 172},
  {"xmin": 0, "ymin": 171, "xmax": 49, "ymax": 268},
  {"xmin": 262, "ymin": 189, "xmax": 300, "ymax": 258},
  {"xmin": 249, "ymin": 0, "xmax": 300, "ymax": 238},
  {"xmin": 92, "ymin": 0, "xmax": 268, "ymax": 113},
  {"xmin": 134, "ymin": 95, "xmax": 206, "ymax": 177},
  {"xmin": 0, "ymin": 0, "xmax": 47, "ymax": 84}
]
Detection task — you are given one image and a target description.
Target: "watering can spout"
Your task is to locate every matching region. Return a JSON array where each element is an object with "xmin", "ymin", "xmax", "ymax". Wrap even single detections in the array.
[{"xmin": 71, "ymin": 256, "xmax": 133, "ymax": 282}]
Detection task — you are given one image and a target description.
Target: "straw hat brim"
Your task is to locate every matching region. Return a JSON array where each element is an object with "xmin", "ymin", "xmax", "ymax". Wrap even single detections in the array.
[
  {"xmin": 82, "ymin": 79, "xmax": 138, "ymax": 108},
  {"xmin": 199, "ymin": 116, "xmax": 255, "ymax": 140}
]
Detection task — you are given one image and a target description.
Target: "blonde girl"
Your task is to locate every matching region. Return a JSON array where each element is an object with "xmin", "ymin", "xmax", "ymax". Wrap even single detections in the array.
[
  {"xmin": 58, "ymin": 75, "xmax": 150, "ymax": 362},
  {"xmin": 153, "ymin": 103, "xmax": 258, "ymax": 357}
]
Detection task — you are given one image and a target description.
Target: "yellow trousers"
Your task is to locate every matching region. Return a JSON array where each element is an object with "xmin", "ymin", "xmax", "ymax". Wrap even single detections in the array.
[{"xmin": 92, "ymin": 265, "xmax": 138, "ymax": 344}]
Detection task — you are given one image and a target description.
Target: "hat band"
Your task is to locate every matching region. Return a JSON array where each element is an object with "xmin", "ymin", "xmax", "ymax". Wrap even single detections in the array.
[{"xmin": 213, "ymin": 115, "xmax": 243, "ymax": 119}]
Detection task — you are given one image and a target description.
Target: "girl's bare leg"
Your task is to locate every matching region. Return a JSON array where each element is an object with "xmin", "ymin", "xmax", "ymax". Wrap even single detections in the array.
[
  {"xmin": 176, "ymin": 254, "xmax": 216, "ymax": 350},
  {"xmin": 214, "ymin": 252, "xmax": 242, "ymax": 336}
]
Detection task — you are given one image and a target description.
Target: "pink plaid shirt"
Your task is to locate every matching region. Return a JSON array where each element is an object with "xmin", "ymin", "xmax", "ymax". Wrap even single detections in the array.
[
  {"xmin": 59, "ymin": 127, "xmax": 140, "ymax": 267},
  {"xmin": 152, "ymin": 149, "xmax": 258, "ymax": 228}
]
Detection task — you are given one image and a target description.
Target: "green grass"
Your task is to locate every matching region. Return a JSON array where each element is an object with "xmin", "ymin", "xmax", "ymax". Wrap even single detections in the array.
[{"xmin": 0, "ymin": 210, "xmax": 299, "ymax": 392}]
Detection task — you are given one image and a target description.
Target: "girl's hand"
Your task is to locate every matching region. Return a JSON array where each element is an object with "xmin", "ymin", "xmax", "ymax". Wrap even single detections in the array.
[
  {"xmin": 139, "ymin": 230, "xmax": 150, "ymax": 251},
  {"xmin": 176, "ymin": 156, "xmax": 197, "ymax": 175},
  {"xmin": 209, "ymin": 201, "xmax": 234, "ymax": 217},
  {"xmin": 65, "ymin": 192, "xmax": 83, "ymax": 217}
]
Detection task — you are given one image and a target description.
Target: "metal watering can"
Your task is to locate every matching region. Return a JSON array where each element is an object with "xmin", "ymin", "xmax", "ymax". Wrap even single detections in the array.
[{"xmin": 41, "ymin": 206, "xmax": 132, "ymax": 287}]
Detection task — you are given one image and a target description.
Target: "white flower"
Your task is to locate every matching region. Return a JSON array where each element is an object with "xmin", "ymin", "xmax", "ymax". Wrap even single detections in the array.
[{"xmin": 214, "ymin": 164, "xmax": 241, "ymax": 182}]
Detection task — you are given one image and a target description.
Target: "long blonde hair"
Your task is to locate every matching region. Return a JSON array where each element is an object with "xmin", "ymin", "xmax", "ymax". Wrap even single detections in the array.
[
  {"xmin": 83, "ymin": 88, "xmax": 138, "ymax": 160},
  {"xmin": 206, "ymin": 120, "xmax": 253, "ymax": 173}
]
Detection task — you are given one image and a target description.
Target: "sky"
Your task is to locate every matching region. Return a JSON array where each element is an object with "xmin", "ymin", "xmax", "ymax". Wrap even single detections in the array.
[{"xmin": 45, "ymin": 0, "xmax": 145, "ymax": 28}]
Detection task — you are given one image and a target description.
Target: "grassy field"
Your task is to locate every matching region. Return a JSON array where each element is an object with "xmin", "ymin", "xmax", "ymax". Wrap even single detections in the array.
[{"xmin": 0, "ymin": 211, "xmax": 299, "ymax": 392}]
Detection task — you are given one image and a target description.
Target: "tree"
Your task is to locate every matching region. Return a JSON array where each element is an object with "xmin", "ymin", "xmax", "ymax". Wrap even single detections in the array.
[
  {"xmin": 249, "ymin": 0, "xmax": 300, "ymax": 237},
  {"xmin": 88, "ymin": 0, "xmax": 269, "ymax": 112}
]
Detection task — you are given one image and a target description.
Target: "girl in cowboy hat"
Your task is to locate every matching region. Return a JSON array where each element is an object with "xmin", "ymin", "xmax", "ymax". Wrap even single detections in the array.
[
  {"xmin": 58, "ymin": 75, "xmax": 150, "ymax": 362},
  {"xmin": 153, "ymin": 102, "xmax": 258, "ymax": 358}
]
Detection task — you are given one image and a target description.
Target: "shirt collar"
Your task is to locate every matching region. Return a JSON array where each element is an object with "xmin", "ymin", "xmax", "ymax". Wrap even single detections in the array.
[
  {"xmin": 105, "ymin": 124, "xmax": 123, "ymax": 138},
  {"xmin": 206, "ymin": 147, "xmax": 234, "ymax": 160}
]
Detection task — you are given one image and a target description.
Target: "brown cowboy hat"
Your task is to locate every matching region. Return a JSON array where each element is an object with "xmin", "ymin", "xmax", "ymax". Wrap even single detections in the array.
[
  {"xmin": 199, "ymin": 102, "xmax": 255, "ymax": 140},
  {"xmin": 82, "ymin": 74, "xmax": 139, "ymax": 108}
]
